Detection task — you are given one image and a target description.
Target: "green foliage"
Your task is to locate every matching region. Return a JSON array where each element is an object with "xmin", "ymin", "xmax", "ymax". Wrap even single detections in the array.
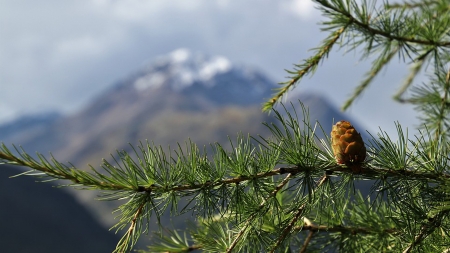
[
  {"xmin": 264, "ymin": 0, "xmax": 450, "ymax": 113},
  {"xmin": 2, "ymin": 0, "xmax": 450, "ymax": 252},
  {"xmin": 2, "ymin": 100, "xmax": 450, "ymax": 252}
]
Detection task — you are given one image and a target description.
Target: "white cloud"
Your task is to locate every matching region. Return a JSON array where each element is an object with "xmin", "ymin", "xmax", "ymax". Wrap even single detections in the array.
[
  {"xmin": 54, "ymin": 36, "xmax": 108, "ymax": 61},
  {"xmin": 281, "ymin": 0, "xmax": 319, "ymax": 20},
  {"xmin": 92, "ymin": 0, "xmax": 207, "ymax": 22}
]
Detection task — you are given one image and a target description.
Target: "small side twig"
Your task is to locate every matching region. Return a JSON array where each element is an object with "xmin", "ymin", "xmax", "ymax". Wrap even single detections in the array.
[
  {"xmin": 402, "ymin": 211, "xmax": 447, "ymax": 253},
  {"xmin": 226, "ymin": 173, "xmax": 293, "ymax": 253},
  {"xmin": 114, "ymin": 201, "xmax": 146, "ymax": 253},
  {"xmin": 269, "ymin": 204, "xmax": 306, "ymax": 253},
  {"xmin": 299, "ymin": 231, "xmax": 315, "ymax": 253}
]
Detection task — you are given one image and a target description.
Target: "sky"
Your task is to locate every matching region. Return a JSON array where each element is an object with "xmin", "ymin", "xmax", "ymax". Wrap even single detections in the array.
[{"xmin": 0, "ymin": 0, "xmax": 421, "ymax": 136}]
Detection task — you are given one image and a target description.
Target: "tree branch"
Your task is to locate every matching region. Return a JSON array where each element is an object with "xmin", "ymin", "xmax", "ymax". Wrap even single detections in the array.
[
  {"xmin": 402, "ymin": 211, "xmax": 448, "ymax": 253},
  {"xmin": 0, "ymin": 147, "xmax": 131, "ymax": 191},
  {"xmin": 317, "ymin": 0, "xmax": 450, "ymax": 47},
  {"xmin": 3, "ymin": 145, "xmax": 450, "ymax": 195},
  {"xmin": 144, "ymin": 165, "xmax": 450, "ymax": 194},
  {"xmin": 114, "ymin": 200, "xmax": 147, "ymax": 253},
  {"xmin": 299, "ymin": 231, "xmax": 315, "ymax": 253},
  {"xmin": 269, "ymin": 203, "xmax": 306, "ymax": 253},
  {"xmin": 294, "ymin": 224, "xmax": 398, "ymax": 235}
]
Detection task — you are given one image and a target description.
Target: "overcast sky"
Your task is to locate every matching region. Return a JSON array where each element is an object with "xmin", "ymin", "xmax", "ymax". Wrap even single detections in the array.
[{"xmin": 0, "ymin": 0, "xmax": 420, "ymax": 136}]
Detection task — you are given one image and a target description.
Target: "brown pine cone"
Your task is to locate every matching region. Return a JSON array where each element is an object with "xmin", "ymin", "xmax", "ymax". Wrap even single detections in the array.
[{"xmin": 331, "ymin": 120, "xmax": 366, "ymax": 165}]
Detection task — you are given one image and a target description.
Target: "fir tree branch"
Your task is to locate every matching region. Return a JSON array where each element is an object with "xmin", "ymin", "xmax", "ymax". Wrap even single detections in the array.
[
  {"xmin": 317, "ymin": 0, "xmax": 450, "ymax": 47},
  {"xmin": 294, "ymin": 223, "xmax": 399, "ymax": 235},
  {"xmin": 3, "ymin": 143, "xmax": 450, "ymax": 198},
  {"xmin": 150, "ymin": 222, "xmax": 400, "ymax": 253},
  {"xmin": 386, "ymin": 0, "xmax": 440, "ymax": 9},
  {"xmin": 0, "ymin": 144, "xmax": 131, "ymax": 191},
  {"xmin": 135, "ymin": 165, "xmax": 450, "ymax": 197},
  {"xmin": 265, "ymin": 0, "xmax": 450, "ymax": 112},
  {"xmin": 3, "ymin": 99, "xmax": 450, "ymax": 252}
]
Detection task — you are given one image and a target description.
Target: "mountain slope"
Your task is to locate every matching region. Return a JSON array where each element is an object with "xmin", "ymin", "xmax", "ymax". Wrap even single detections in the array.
[{"xmin": 0, "ymin": 165, "xmax": 118, "ymax": 253}]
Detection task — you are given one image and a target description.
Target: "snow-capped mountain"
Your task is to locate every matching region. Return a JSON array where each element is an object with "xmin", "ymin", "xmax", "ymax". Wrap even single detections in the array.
[
  {"xmin": 0, "ymin": 49, "xmax": 369, "ymax": 238},
  {"xmin": 115, "ymin": 48, "xmax": 274, "ymax": 106},
  {"xmin": 135, "ymin": 48, "xmax": 268, "ymax": 91},
  {"xmin": 134, "ymin": 48, "xmax": 234, "ymax": 91}
]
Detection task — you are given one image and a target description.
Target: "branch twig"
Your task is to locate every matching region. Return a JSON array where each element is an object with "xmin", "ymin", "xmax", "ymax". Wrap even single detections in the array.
[
  {"xmin": 226, "ymin": 173, "xmax": 293, "ymax": 253},
  {"xmin": 299, "ymin": 231, "xmax": 315, "ymax": 253},
  {"xmin": 3, "ymin": 147, "xmax": 450, "ymax": 195},
  {"xmin": 114, "ymin": 201, "xmax": 146, "ymax": 253},
  {"xmin": 269, "ymin": 204, "xmax": 306, "ymax": 253},
  {"xmin": 263, "ymin": 23, "xmax": 350, "ymax": 111},
  {"xmin": 402, "ymin": 211, "xmax": 447, "ymax": 253},
  {"xmin": 319, "ymin": 0, "xmax": 450, "ymax": 47}
]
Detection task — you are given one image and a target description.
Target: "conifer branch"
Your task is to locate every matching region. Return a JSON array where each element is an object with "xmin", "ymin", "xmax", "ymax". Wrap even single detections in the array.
[
  {"xmin": 3, "ymin": 143, "xmax": 450, "ymax": 197},
  {"xmin": 294, "ymin": 223, "xmax": 399, "ymax": 235},
  {"xmin": 317, "ymin": 0, "xmax": 450, "ymax": 47},
  {"xmin": 2, "ymin": 98, "xmax": 450, "ymax": 252},
  {"xmin": 132, "ymin": 165, "xmax": 450, "ymax": 198},
  {"xmin": 0, "ymin": 144, "xmax": 131, "ymax": 191},
  {"xmin": 386, "ymin": 0, "xmax": 440, "ymax": 9}
]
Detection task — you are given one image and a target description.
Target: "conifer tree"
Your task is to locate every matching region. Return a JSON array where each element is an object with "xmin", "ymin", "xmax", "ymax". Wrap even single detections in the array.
[{"xmin": 2, "ymin": 0, "xmax": 450, "ymax": 252}]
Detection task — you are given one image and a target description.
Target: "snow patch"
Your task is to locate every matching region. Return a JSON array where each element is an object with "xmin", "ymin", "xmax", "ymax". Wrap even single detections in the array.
[
  {"xmin": 135, "ymin": 49, "xmax": 233, "ymax": 92},
  {"xmin": 170, "ymin": 48, "xmax": 190, "ymax": 63},
  {"xmin": 134, "ymin": 72, "xmax": 166, "ymax": 91},
  {"xmin": 172, "ymin": 70, "xmax": 195, "ymax": 91},
  {"xmin": 199, "ymin": 56, "xmax": 231, "ymax": 81}
]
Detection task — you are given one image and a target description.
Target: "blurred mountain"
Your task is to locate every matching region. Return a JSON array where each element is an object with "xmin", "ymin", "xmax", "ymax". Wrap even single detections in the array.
[
  {"xmin": 0, "ymin": 164, "xmax": 118, "ymax": 253},
  {"xmin": 1, "ymin": 49, "xmax": 277, "ymax": 167},
  {"xmin": 0, "ymin": 111, "xmax": 61, "ymax": 144},
  {"xmin": 0, "ymin": 48, "xmax": 369, "ymax": 250}
]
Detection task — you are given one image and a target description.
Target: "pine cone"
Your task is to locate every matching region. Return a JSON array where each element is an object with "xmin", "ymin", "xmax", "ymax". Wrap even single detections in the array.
[{"xmin": 331, "ymin": 120, "xmax": 366, "ymax": 165}]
